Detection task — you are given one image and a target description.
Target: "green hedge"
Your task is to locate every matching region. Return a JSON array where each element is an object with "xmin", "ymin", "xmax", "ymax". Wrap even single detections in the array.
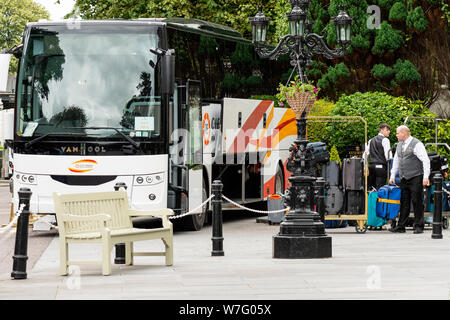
[
  {"xmin": 307, "ymin": 99, "xmax": 335, "ymax": 143},
  {"xmin": 249, "ymin": 92, "xmax": 449, "ymax": 160},
  {"xmin": 323, "ymin": 92, "xmax": 448, "ymax": 157}
]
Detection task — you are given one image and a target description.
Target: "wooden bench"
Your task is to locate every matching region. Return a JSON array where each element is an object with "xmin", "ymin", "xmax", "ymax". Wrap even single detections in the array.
[{"xmin": 53, "ymin": 189, "xmax": 174, "ymax": 276}]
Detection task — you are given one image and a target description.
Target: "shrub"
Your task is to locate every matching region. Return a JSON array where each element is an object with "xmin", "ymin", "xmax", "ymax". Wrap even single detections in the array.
[
  {"xmin": 371, "ymin": 64, "xmax": 395, "ymax": 79},
  {"xmin": 406, "ymin": 6, "xmax": 429, "ymax": 32},
  {"xmin": 220, "ymin": 73, "xmax": 241, "ymax": 91},
  {"xmin": 389, "ymin": 1, "xmax": 407, "ymax": 21},
  {"xmin": 317, "ymin": 63, "xmax": 350, "ymax": 90},
  {"xmin": 372, "ymin": 21, "xmax": 404, "ymax": 54},
  {"xmin": 307, "ymin": 99, "xmax": 335, "ymax": 143},
  {"xmin": 393, "ymin": 59, "xmax": 421, "ymax": 83},
  {"xmin": 231, "ymin": 42, "xmax": 255, "ymax": 69},
  {"xmin": 322, "ymin": 92, "xmax": 446, "ymax": 156},
  {"xmin": 327, "ymin": 63, "xmax": 350, "ymax": 84},
  {"xmin": 245, "ymin": 75, "xmax": 263, "ymax": 88},
  {"xmin": 329, "ymin": 145, "xmax": 342, "ymax": 165}
]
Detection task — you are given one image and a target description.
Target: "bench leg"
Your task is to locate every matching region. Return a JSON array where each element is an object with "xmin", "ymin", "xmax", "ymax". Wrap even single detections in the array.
[
  {"xmin": 162, "ymin": 236, "xmax": 173, "ymax": 266},
  {"xmin": 60, "ymin": 240, "xmax": 69, "ymax": 276},
  {"xmin": 125, "ymin": 242, "xmax": 133, "ymax": 266},
  {"xmin": 102, "ymin": 239, "xmax": 112, "ymax": 276}
]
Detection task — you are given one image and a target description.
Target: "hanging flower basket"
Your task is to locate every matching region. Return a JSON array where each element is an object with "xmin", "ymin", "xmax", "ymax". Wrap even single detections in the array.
[
  {"xmin": 276, "ymin": 76, "xmax": 320, "ymax": 119},
  {"xmin": 285, "ymin": 91, "xmax": 316, "ymax": 119}
]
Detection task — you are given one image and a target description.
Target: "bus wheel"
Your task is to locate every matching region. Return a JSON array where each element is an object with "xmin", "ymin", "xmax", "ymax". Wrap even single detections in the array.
[
  {"xmin": 274, "ymin": 164, "xmax": 285, "ymax": 194},
  {"xmin": 180, "ymin": 177, "xmax": 208, "ymax": 231}
]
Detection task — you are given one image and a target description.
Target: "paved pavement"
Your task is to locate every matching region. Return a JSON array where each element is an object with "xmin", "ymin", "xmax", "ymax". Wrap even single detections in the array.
[
  {"xmin": 0, "ymin": 185, "xmax": 57, "ymax": 276},
  {"xmin": 0, "ymin": 184, "xmax": 449, "ymax": 301}
]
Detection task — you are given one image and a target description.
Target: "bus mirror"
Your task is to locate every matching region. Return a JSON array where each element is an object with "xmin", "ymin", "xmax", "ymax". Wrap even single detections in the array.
[
  {"xmin": 2, "ymin": 109, "xmax": 15, "ymax": 141},
  {"xmin": 0, "ymin": 54, "xmax": 11, "ymax": 92},
  {"xmin": 162, "ymin": 49, "xmax": 175, "ymax": 95}
]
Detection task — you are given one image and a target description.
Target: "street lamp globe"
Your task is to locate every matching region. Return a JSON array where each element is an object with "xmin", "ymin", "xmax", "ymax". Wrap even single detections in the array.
[
  {"xmin": 333, "ymin": 5, "xmax": 353, "ymax": 45},
  {"xmin": 249, "ymin": 6, "xmax": 270, "ymax": 44},
  {"xmin": 286, "ymin": 5, "xmax": 307, "ymax": 37}
]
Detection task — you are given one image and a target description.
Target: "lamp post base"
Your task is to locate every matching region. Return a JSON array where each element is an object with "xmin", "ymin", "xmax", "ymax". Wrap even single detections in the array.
[{"xmin": 273, "ymin": 233, "xmax": 332, "ymax": 259}]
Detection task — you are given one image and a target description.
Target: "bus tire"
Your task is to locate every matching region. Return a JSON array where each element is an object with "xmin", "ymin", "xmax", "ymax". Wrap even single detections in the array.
[{"xmin": 180, "ymin": 176, "xmax": 208, "ymax": 231}]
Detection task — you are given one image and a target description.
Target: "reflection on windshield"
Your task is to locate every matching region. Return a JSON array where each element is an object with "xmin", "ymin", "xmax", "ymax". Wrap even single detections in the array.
[{"xmin": 17, "ymin": 26, "xmax": 162, "ymax": 140}]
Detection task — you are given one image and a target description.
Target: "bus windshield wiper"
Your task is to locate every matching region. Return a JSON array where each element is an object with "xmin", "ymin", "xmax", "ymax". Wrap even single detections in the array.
[
  {"xmin": 66, "ymin": 127, "xmax": 140, "ymax": 148},
  {"xmin": 25, "ymin": 132, "xmax": 87, "ymax": 149}
]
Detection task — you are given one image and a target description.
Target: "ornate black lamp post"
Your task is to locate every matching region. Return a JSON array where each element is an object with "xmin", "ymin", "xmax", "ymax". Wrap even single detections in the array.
[{"xmin": 250, "ymin": 1, "xmax": 352, "ymax": 258}]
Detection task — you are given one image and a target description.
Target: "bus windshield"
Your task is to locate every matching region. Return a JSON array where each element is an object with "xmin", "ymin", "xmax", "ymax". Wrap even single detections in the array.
[{"xmin": 16, "ymin": 24, "xmax": 163, "ymax": 141}]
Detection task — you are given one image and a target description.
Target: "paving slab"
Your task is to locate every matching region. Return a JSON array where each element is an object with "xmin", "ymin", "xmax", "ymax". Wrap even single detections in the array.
[{"xmin": 0, "ymin": 185, "xmax": 449, "ymax": 301}]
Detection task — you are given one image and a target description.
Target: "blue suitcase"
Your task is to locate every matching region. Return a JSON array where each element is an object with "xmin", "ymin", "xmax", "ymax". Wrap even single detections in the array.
[
  {"xmin": 325, "ymin": 219, "xmax": 348, "ymax": 228},
  {"xmin": 376, "ymin": 185, "xmax": 401, "ymax": 220},
  {"xmin": 427, "ymin": 181, "xmax": 450, "ymax": 212},
  {"xmin": 446, "ymin": 181, "xmax": 450, "ymax": 211},
  {"xmin": 367, "ymin": 191, "xmax": 386, "ymax": 228}
]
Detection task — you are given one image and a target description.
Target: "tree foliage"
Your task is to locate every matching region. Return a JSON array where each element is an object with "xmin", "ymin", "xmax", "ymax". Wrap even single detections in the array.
[
  {"xmin": 72, "ymin": 0, "xmax": 283, "ymax": 44},
  {"xmin": 0, "ymin": 0, "xmax": 50, "ymax": 73},
  {"xmin": 372, "ymin": 21, "xmax": 404, "ymax": 54},
  {"xmin": 389, "ymin": 1, "xmax": 407, "ymax": 21},
  {"xmin": 70, "ymin": 0, "xmax": 449, "ymax": 104}
]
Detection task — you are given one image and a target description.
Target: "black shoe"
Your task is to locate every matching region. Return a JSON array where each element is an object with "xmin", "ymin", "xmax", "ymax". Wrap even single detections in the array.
[
  {"xmin": 413, "ymin": 228, "xmax": 424, "ymax": 234},
  {"xmin": 390, "ymin": 227, "xmax": 406, "ymax": 233}
]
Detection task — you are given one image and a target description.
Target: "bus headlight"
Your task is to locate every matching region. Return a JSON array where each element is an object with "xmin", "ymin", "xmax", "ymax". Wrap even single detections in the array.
[
  {"xmin": 15, "ymin": 174, "xmax": 37, "ymax": 185},
  {"xmin": 133, "ymin": 173, "xmax": 164, "ymax": 186}
]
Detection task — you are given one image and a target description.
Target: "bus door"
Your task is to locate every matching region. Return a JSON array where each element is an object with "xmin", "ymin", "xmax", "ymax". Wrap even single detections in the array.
[
  {"xmin": 169, "ymin": 80, "xmax": 203, "ymax": 214},
  {"xmin": 185, "ymin": 80, "xmax": 203, "ymax": 214}
]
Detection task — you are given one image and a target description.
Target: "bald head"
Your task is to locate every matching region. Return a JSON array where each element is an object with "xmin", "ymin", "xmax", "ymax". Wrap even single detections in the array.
[{"xmin": 396, "ymin": 125, "xmax": 411, "ymax": 141}]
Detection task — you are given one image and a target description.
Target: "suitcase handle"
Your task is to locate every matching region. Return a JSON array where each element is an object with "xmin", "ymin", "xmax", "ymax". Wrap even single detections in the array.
[{"xmin": 378, "ymin": 199, "xmax": 400, "ymax": 205}]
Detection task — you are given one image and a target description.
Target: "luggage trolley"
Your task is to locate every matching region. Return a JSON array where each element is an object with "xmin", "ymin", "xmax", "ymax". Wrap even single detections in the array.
[{"xmin": 308, "ymin": 116, "xmax": 369, "ymax": 233}]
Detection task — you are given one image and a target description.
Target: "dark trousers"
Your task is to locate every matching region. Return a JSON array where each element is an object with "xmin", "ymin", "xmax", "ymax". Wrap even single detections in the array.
[
  {"xmin": 397, "ymin": 175, "xmax": 424, "ymax": 230},
  {"xmin": 368, "ymin": 163, "xmax": 387, "ymax": 190}
]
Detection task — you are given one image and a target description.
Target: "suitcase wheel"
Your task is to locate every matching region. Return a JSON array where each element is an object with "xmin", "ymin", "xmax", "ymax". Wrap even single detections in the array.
[
  {"xmin": 443, "ymin": 217, "xmax": 449, "ymax": 230},
  {"xmin": 355, "ymin": 223, "xmax": 368, "ymax": 233}
]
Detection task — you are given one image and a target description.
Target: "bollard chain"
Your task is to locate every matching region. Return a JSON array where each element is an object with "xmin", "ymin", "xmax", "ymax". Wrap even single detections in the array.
[
  {"xmin": 0, "ymin": 203, "xmax": 26, "ymax": 234},
  {"xmin": 165, "ymin": 194, "xmax": 292, "ymax": 220},
  {"xmin": 221, "ymin": 195, "xmax": 290, "ymax": 214},
  {"xmin": 168, "ymin": 195, "xmax": 214, "ymax": 220}
]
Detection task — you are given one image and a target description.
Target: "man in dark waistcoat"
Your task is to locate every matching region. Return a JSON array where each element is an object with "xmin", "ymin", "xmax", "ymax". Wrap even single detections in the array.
[
  {"xmin": 389, "ymin": 125, "xmax": 430, "ymax": 233},
  {"xmin": 365, "ymin": 123, "xmax": 391, "ymax": 190}
]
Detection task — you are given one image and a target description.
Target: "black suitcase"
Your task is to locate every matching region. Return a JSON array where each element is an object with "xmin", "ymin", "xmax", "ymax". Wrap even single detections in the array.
[
  {"xmin": 345, "ymin": 190, "xmax": 365, "ymax": 215},
  {"xmin": 343, "ymin": 158, "xmax": 364, "ymax": 191},
  {"xmin": 322, "ymin": 161, "xmax": 340, "ymax": 187},
  {"xmin": 325, "ymin": 185, "xmax": 344, "ymax": 215}
]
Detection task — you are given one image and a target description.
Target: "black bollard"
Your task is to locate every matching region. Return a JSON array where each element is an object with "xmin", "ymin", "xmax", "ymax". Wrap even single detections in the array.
[
  {"xmin": 211, "ymin": 180, "xmax": 224, "ymax": 256},
  {"xmin": 114, "ymin": 182, "xmax": 127, "ymax": 264},
  {"xmin": 315, "ymin": 177, "xmax": 326, "ymax": 222},
  {"xmin": 11, "ymin": 188, "xmax": 32, "ymax": 279},
  {"xmin": 432, "ymin": 173, "xmax": 443, "ymax": 239}
]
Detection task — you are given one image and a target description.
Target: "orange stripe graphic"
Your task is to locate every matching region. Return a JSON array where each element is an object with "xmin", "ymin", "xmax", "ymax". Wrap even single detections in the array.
[{"xmin": 227, "ymin": 100, "xmax": 272, "ymax": 154}]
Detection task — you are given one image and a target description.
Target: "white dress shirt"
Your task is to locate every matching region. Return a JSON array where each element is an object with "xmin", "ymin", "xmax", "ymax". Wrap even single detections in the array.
[
  {"xmin": 363, "ymin": 133, "xmax": 391, "ymax": 163},
  {"xmin": 390, "ymin": 136, "xmax": 430, "ymax": 180}
]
